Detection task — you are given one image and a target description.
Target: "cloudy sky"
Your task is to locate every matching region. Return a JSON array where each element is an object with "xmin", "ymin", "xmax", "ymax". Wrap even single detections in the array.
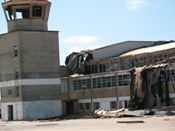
[{"xmin": 0, "ymin": 0, "xmax": 175, "ymax": 65}]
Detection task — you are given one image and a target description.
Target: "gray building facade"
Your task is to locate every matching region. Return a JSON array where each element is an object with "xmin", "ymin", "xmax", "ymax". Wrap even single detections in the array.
[{"xmin": 0, "ymin": 0, "xmax": 62, "ymax": 120}]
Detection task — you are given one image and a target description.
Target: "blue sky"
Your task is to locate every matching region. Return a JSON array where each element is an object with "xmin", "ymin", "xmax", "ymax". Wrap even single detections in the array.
[{"xmin": 0, "ymin": 0, "xmax": 175, "ymax": 65}]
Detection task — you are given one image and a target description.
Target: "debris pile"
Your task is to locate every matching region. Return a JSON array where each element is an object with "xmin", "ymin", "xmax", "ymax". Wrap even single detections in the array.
[{"xmin": 93, "ymin": 106, "xmax": 175, "ymax": 119}]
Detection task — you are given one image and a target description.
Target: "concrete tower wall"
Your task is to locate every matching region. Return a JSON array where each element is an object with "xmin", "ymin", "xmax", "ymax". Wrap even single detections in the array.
[
  {"xmin": 0, "ymin": 31, "xmax": 62, "ymax": 120},
  {"xmin": 0, "ymin": 0, "xmax": 62, "ymax": 121},
  {"xmin": 19, "ymin": 31, "xmax": 59, "ymax": 78},
  {"xmin": 8, "ymin": 19, "xmax": 48, "ymax": 32},
  {"xmin": 0, "ymin": 33, "xmax": 20, "ymax": 81}
]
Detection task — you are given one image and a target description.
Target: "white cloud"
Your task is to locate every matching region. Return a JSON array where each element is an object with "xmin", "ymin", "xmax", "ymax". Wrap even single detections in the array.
[
  {"xmin": 60, "ymin": 35, "xmax": 99, "ymax": 45},
  {"xmin": 125, "ymin": 0, "xmax": 149, "ymax": 10},
  {"xmin": 65, "ymin": 44, "xmax": 104, "ymax": 55},
  {"xmin": 66, "ymin": 47, "xmax": 86, "ymax": 55}
]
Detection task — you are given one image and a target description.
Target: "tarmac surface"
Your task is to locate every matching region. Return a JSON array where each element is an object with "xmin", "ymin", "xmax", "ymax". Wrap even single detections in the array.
[{"xmin": 0, "ymin": 116, "xmax": 175, "ymax": 131}]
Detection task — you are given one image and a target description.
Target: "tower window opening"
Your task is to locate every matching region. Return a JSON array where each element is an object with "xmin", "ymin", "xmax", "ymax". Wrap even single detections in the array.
[
  {"xmin": 8, "ymin": 90, "xmax": 12, "ymax": 96},
  {"xmin": 32, "ymin": 6, "xmax": 42, "ymax": 17},
  {"xmin": 4, "ymin": 5, "xmax": 30, "ymax": 20},
  {"xmin": 15, "ymin": 70, "xmax": 19, "ymax": 79},
  {"xmin": 16, "ymin": 8, "xmax": 30, "ymax": 19},
  {"xmin": 5, "ymin": 6, "xmax": 13, "ymax": 20},
  {"xmin": 13, "ymin": 46, "xmax": 18, "ymax": 57},
  {"xmin": 16, "ymin": 86, "xmax": 20, "ymax": 97}
]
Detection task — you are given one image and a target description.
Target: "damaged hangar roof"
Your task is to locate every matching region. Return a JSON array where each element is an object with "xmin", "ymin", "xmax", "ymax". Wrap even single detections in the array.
[
  {"xmin": 92, "ymin": 41, "xmax": 154, "ymax": 60},
  {"xmin": 120, "ymin": 42, "xmax": 175, "ymax": 57}
]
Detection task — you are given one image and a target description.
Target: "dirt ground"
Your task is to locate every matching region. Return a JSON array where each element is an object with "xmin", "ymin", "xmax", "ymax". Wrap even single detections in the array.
[{"xmin": 0, "ymin": 116, "xmax": 175, "ymax": 131}]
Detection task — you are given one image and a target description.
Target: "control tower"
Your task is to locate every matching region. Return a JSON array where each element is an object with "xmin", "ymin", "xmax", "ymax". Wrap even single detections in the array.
[{"xmin": 0, "ymin": 0, "xmax": 62, "ymax": 120}]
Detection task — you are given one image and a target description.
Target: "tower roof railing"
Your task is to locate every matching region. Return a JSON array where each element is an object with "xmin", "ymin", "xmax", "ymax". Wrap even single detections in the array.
[{"xmin": 2, "ymin": 0, "xmax": 50, "ymax": 7}]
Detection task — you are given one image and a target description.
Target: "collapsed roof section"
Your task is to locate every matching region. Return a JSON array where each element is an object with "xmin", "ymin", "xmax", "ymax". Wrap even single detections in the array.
[
  {"xmin": 65, "ymin": 50, "xmax": 93, "ymax": 75},
  {"xmin": 64, "ymin": 41, "xmax": 175, "ymax": 75}
]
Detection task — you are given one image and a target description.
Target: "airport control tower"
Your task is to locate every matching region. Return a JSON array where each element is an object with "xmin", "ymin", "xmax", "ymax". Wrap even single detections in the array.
[{"xmin": 0, "ymin": 0, "xmax": 62, "ymax": 120}]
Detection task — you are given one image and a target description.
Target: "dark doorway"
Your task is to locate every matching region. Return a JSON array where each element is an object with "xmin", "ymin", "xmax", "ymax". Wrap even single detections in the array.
[
  {"xmin": 66, "ymin": 101, "xmax": 74, "ymax": 114},
  {"xmin": 8, "ymin": 105, "xmax": 13, "ymax": 120}
]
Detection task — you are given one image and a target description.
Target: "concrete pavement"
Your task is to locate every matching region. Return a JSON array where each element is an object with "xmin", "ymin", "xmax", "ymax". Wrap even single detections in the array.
[{"xmin": 0, "ymin": 116, "xmax": 175, "ymax": 131}]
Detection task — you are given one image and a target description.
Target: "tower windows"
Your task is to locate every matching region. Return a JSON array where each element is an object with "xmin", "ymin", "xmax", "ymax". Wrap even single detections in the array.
[
  {"xmin": 3, "ymin": 4, "xmax": 46, "ymax": 21},
  {"xmin": 15, "ymin": 69, "xmax": 19, "ymax": 79},
  {"xmin": 8, "ymin": 90, "xmax": 12, "ymax": 96},
  {"xmin": 32, "ymin": 6, "xmax": 42, "ymax": 17},
  {"xmin": 13, "ymin": 46, "xmax": 18, "ymax": 57},
  {"xmin": 16, "ymin": 7, "xmax": 30, "ymax": 19}
]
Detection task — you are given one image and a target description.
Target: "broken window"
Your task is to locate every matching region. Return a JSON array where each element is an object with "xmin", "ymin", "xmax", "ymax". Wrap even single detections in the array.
[
  {"xmin": 91, "ymin": 65, "xmax": 98, "ymax": 74},
  {"xmin": 5, "ymin": 6, "xmax": 13, "ymax": 20},
  {"xmin": 13, "ymin": 46, "xmax": 18, "ymax": 57},
  {"xmin": 121, "ymin": 59, "xmax": 130, "ymax": 70},
  {"xmin": 99, "ymin": 63, "xmax": 110, "ymax": 72},
  {"xmin": 15, "ymin": 5, "xmax": 30, "ymax": 19},
  {"xmin": 3, "ymin": 4, "xmax": 45, "ymax": 21},
  {"xmin": 32, "ymin": 6, "xmax": 42, "ymax": 17},
  {"xmin": 115, "ymin": 61, "xmax": 121, "ymax": 71},
  {"xmin": 4, "ymin": 5, "xmax": 30, "ymax": 20},
  {"xmin": 82, "ymin": 79, "xmax": 86, "ymax": 89}
]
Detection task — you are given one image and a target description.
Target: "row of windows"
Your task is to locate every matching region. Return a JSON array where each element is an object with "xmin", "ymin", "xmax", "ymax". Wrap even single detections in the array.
[
  {"xmin": 5, "ymin": 5, "xmax": 44, "ymax": 20},
  {"xmin": 92, "ymin": 76, "xmax": 116, "ymax": 88},
  {"xmin": 79, "ymin": 101, "xmax": 118, "ymax": 111},
  {"xmin": 62, "ymin": 69, "xmax": 175, "ymax": 91},
  {"xmin": 87, "ymin": 52, "xmax": 175, "ymax": 73},
  {"xmin": 79, "ymin": 102, "xmax": 100, "ymax": 111},
  {"xmin": 73, "ymin": 79, "xmax": 91, "ymax": 90},
  {"xmin": 62, "ymin": 75, "xmax": 131, "ymax": 91},
  {"xmin": 72, "ymin": 75, "xmax": 131, "ymax": 91},
  {"xmin": 87, "ymin": 63, "xmax": 111, "ymax": 74}
]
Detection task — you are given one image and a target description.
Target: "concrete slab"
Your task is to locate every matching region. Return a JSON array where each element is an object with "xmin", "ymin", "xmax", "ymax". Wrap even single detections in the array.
[{"xmin": 0, "ymin": 116, "xmax": 175, "ymax": 131}]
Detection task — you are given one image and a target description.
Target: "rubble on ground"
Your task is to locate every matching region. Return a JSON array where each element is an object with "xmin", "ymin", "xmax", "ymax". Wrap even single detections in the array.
[{"xmin": 93, "ymin": 106, "xmax": 175, "ymax": 119}]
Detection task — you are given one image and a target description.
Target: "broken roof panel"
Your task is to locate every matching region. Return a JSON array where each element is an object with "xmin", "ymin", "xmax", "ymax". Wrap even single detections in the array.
[{"xmin": 120, "ymin": 42, "xmax": 175, "ymax": 57}]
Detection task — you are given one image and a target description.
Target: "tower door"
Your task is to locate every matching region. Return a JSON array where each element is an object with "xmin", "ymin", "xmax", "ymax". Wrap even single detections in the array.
[{"xmin": 8, "ymin": 105, "xmax": 13, "ymax": 121}]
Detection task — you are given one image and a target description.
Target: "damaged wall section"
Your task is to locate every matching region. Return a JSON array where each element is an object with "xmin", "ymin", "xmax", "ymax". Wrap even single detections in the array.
[{"xmin": 129, "ymin": 63, "xmax": 172, "ymax": 110}]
